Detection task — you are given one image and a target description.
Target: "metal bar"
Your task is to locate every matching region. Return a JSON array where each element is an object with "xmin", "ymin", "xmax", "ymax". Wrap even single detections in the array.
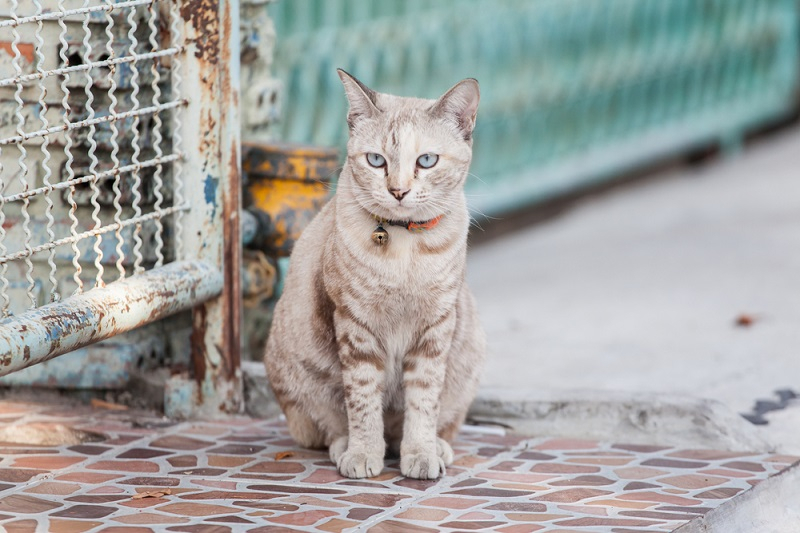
[
  {"xmin": 0, "ymin": 154, "xmax": 7, "ymax": 315},
  {"xmin": 0, "ymin": 100, "xmax": 187, "ymax": 146},
  {"xmin": 33, "ymin": 0, "xmax": 59, "ymax": 303},
  {"xmin": 104, "ymin": 0, "xmax": 125, "ymax": 281},
  {"xmin": 58, "ymin": 0, "xmax": 83, "ymax": 296},
  {"xmin": 0, "ymin": 48, "xmax": 182, "ymax": 88},
  {"xmin": 10, "ymin": 0, "xmax": 36, "ymax": 309},
  {"xmin": 0, "ymin": 0, "xmax": 153, "ymax": 28},
  {"xmin": 147, "ymin": 0, "xmax": 165, "ymax": 267},
  {"xmin": 2, "ymin": 154, "xmax": 182, "ymax": 204},
  {"xmin": 0, "ymin": 204, "xmax": 190, "ymax": 264},
  {"xmin": 127, "ymin": 4, "xmax": 145, "ymax": 274},
  {"xmin": 166, "ymin": 0, "xmax": 242, "ymax": 418},
  {"xmin": 0, "ymin": 260, "xmax": 223, "ymax": 378},
  {"xmin": 170, "ymin": 0, "xmax": 185, "ymax": 261},
  {"xmin": 80, "ymin": 0, "xmax": 105, "ymax": 289}
]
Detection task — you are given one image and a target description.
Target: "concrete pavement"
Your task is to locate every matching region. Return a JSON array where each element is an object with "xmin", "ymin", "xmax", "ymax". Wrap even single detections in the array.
[{"xmin": 468, "ymin": 126, "xmax": 800, "ymax": 453}]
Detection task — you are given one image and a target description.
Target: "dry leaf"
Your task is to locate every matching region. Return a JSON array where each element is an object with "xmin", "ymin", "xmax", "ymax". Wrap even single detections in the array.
[
  {"xmin": 91, "ymin": 398, "xmax": 128, "ymax": 411},
  {"xmin": 275, "ymin": 451, "xmax": 295, "ymax": 461},
  {"xmin": 132, "ymin": 488, "xmax": 172, "ymax": 499}
]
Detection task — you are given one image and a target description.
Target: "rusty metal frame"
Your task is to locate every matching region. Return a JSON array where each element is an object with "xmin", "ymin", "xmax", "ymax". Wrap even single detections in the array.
[
  {"xmin": 164, "ymin": 0, "xmax": 243, "ymax": 418},
  {"xmin": 0, "ymin": 260, "xmax": 223, "ymax": 375}
]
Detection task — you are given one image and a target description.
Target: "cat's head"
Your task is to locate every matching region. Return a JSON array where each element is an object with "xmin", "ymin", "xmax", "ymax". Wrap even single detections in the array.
[{"xmin": 337, "ymin": 69, "xmax": 479, "ymax": 222}]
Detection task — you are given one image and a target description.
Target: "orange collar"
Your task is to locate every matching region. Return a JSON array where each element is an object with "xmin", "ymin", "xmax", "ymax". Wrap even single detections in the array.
[{"xmin": 373, "ymin": 214, "xmax": 443, "ymax": 232}]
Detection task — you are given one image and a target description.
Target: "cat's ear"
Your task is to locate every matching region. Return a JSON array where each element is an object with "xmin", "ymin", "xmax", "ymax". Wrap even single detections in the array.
[
  {"xmin": 337, "ymin": 69, "xmax": 380, "ymax": 129},
  {"xmin": 431, "ymin": 78, "xmax": 480, "ymax": 140}
]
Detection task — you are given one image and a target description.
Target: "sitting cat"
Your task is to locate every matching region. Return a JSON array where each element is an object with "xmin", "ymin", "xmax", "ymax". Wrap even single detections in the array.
[{"xmin": 264, "ymin": 70, "xmax": 485, "ymax": 479}]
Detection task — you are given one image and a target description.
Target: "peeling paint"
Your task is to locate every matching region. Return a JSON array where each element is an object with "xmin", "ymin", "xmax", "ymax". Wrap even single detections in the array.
[
  {"xmin": 0, "ymin": 261, "xmax": 222, "ymax": 378},
  {"xmin": 203, "ymin": 173, "xmax": 218, "ymax": 219}
]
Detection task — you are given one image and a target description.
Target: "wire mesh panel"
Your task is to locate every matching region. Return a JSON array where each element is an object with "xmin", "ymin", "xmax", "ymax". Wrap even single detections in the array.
[
  {"xmin": 270, "ymin": 0, "xmax": 800, "ymax": 215},
  {"xmin": 0, "ymin": 0, "xmax": 243, "ymax": 416},
  {"xmin": 0, "ymin": 0, "xmax": 187, "ymax": 316}
]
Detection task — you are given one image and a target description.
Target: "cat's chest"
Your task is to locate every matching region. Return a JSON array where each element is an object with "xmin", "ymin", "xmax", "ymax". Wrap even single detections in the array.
[{"xmin": 369, "ymin": 228, "xmax": 456, "ymax": 278}]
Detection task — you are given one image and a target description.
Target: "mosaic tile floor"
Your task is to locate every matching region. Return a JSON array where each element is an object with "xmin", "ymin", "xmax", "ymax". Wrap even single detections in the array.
[{"xmin": 0, "ymin": 399, "xmax": 796, "ymax": 532}]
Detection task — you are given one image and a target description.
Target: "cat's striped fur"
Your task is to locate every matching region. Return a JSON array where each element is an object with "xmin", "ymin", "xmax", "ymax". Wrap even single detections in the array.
[{"xmin": 264, "ymin": 70, "xmax": 485, "ymax": 479}]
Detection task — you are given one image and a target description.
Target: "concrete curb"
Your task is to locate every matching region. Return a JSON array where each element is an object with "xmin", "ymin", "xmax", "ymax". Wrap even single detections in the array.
[
  {"xmin": 471, "ymin": 387, "xmax": 773, "ymax": 451},
  {"xmin": 242, "ymin": 363, "xmax": 771, "ymax": 452}
]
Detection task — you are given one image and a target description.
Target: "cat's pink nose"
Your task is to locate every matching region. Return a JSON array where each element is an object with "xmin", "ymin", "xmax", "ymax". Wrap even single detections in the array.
[{"xmin": 389, "ymin": 188, "xmax": 409, "ymax": 201}]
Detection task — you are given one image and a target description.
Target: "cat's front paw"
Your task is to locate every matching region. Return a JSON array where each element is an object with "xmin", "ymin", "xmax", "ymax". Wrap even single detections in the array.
[
  {"xmin": 437, "ymin": 437, "xmax": 454, "ymax": 466},
  {"xmin": 401, "ymin": 450, "xmax": 446, "ymax": 479},
  {"xmin": 337, "ymin": 449, "xmax": 384, "ymax": 478}
]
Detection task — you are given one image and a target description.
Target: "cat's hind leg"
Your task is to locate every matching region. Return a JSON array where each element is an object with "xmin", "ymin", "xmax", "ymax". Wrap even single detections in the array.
[{"xmin": 283, "ymin": 404, "xmax": 326, "ymax": 449}]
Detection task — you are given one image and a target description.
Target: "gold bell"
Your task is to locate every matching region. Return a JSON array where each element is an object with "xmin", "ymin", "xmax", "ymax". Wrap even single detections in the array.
[{"xmin": 371, "ymin": 225, "xmax": 389, "ymax": 245}]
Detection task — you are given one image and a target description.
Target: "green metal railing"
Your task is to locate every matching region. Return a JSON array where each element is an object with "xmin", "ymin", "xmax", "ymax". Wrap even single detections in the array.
[{"xmin": 270, "ymin": 0, "xmax": 800, "ymax": 215}]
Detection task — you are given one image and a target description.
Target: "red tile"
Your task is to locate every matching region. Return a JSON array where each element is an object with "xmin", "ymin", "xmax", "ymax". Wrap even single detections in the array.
[
  {"xmin": 439, "ymin": 521, "xmax": 504, "ymax": 529},
  {"xmin": 694, "ymin": 487, "xmax": 743, "ymax": 499},
  {"xmin": 49, "ymin": 518, "xmax": 105, "ymax": 532},
  {"xmin": 300, "ymin": 469, "xmax": 345, "ymax": 484},
  {"xmin": 13, "ymin": 456, "xmax": 85, "ymax": 470},
  {"xmin": 242, "ymin": 461, "xmax": 306, "ymax": 474},
  {"xmin": 0, "ymin": 494, "xmax": 62, "ymax": 513},
  {"xmin": 418, "ymin": 496, "xmax": 488, "ymax": 509},
  {"xmin": 336, "ymin": 493, "xmax": 410, "ymax": 507},
  {"xmin": 56, "ymin": 472, "xmax": 123, "ymax": 484},
  {"xmin": 23, "ymin": 482, "xmax": 81, "ymax": 495},
  {"xmin": 317, "ymin": 518, "xmax": 360, "ymax": 532},
  {"xmin": 533, "ymin": 488, "xmax": 612, "ymax": 503},
  {"xmin": 50, "ymin": 505, "xmax": 116, "ymax": 519},
  {"xmin": 113, "ymin": 512, "xmax": 190, "ymax": 524},
  {"xmin": 494, "ymin": 525, "xmax": 546, "ymax": 533},
  {"xmin": 266, "ymin": 509, "xmax": 338, "ymax": 526},
  {"xmin": 87, "ymin": 460, "xmax": 160, "ymax": 473},
  {"xmin": 531, "ymin": 463, "xmax": 600, "ymax": 474},
  {"xmin": 658, "ymin": 474, "xmax": 728, "ymax": 489},
  {"xmin": 475, "ymin": 472, "xmax": 553, "ymax": 484},
  {"xmin": 721, "ymin": 461, "xmax": 766, "ymax": 473},
  {"xmin": 395, "ymin": 508, "xmax": 450, "ymax": 521},
  {"xmin": 0, "ymin": 468, "xmax": 46, "ymax": 483},
  {"xmin": 157, "ymin": 502, "xmax": 242, "ymax": 516},
  {"xmin": 2, "ymin": 519, "xmax": 38, "ymax": 533},
  {"xmin": 149, "ymin": 435, "xmax": 214, "ymax": 451},
  {"xmin": 555, "ymin": 517, "xmax": 665, "ymax": 526},
  {"xmin": 618, "ymin": 491, "xmax": 702, "ymax": 506},
  {"xmin": 368, "ymin": 520, "xmax": 438, "ymax": 533}
]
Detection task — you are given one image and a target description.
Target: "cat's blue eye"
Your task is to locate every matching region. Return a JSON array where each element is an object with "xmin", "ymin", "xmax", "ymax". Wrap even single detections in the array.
[
  {"xmin": 366, "ymin": 153, "xmax": 386, "ymax": 168},
  {"xmin": 416, "ymin": 153, "xmax": 439, "ymax": 169}
]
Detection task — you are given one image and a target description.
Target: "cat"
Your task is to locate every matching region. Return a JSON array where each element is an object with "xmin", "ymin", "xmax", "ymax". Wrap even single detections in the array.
[{"xmin": 263, "ymin": 69, "xmax": 485, "ymax": 480}]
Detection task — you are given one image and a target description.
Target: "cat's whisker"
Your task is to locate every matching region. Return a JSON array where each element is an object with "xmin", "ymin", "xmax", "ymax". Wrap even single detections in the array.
[{"xmin": 466, "ymin": 172, "xmax": 489, "ymax": 186}]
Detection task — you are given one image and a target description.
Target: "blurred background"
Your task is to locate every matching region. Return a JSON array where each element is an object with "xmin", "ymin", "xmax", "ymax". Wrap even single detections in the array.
[
  {"xmin": 267, "ymin": 0, "xmax": 799, "ymax": 215},
  {"xmin": 1, "ymin": 0, "xmax": 798, "ymax": 450}
]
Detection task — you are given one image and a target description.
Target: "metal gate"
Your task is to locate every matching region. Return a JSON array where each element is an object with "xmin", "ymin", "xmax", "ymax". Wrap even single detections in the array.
[{"xmin": 0, "ymin": 0, "xmax": 242, "ymax": 417}]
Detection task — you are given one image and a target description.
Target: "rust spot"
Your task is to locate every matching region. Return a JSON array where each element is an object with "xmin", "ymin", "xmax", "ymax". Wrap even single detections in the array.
[
  {"xmin": 190, "ymin": 305, "xmax": 208, "ymax": 399},
  {"xmin": 22, "ymin": 345, "xmax": 30, "ymax": 363},
  {"xmin": 180, "ymin": 0, "xmax": 220, "ymax": 64},
  {"xmin": 220, "ymin": 138, "xmax": 242, "ymax": 383}
]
